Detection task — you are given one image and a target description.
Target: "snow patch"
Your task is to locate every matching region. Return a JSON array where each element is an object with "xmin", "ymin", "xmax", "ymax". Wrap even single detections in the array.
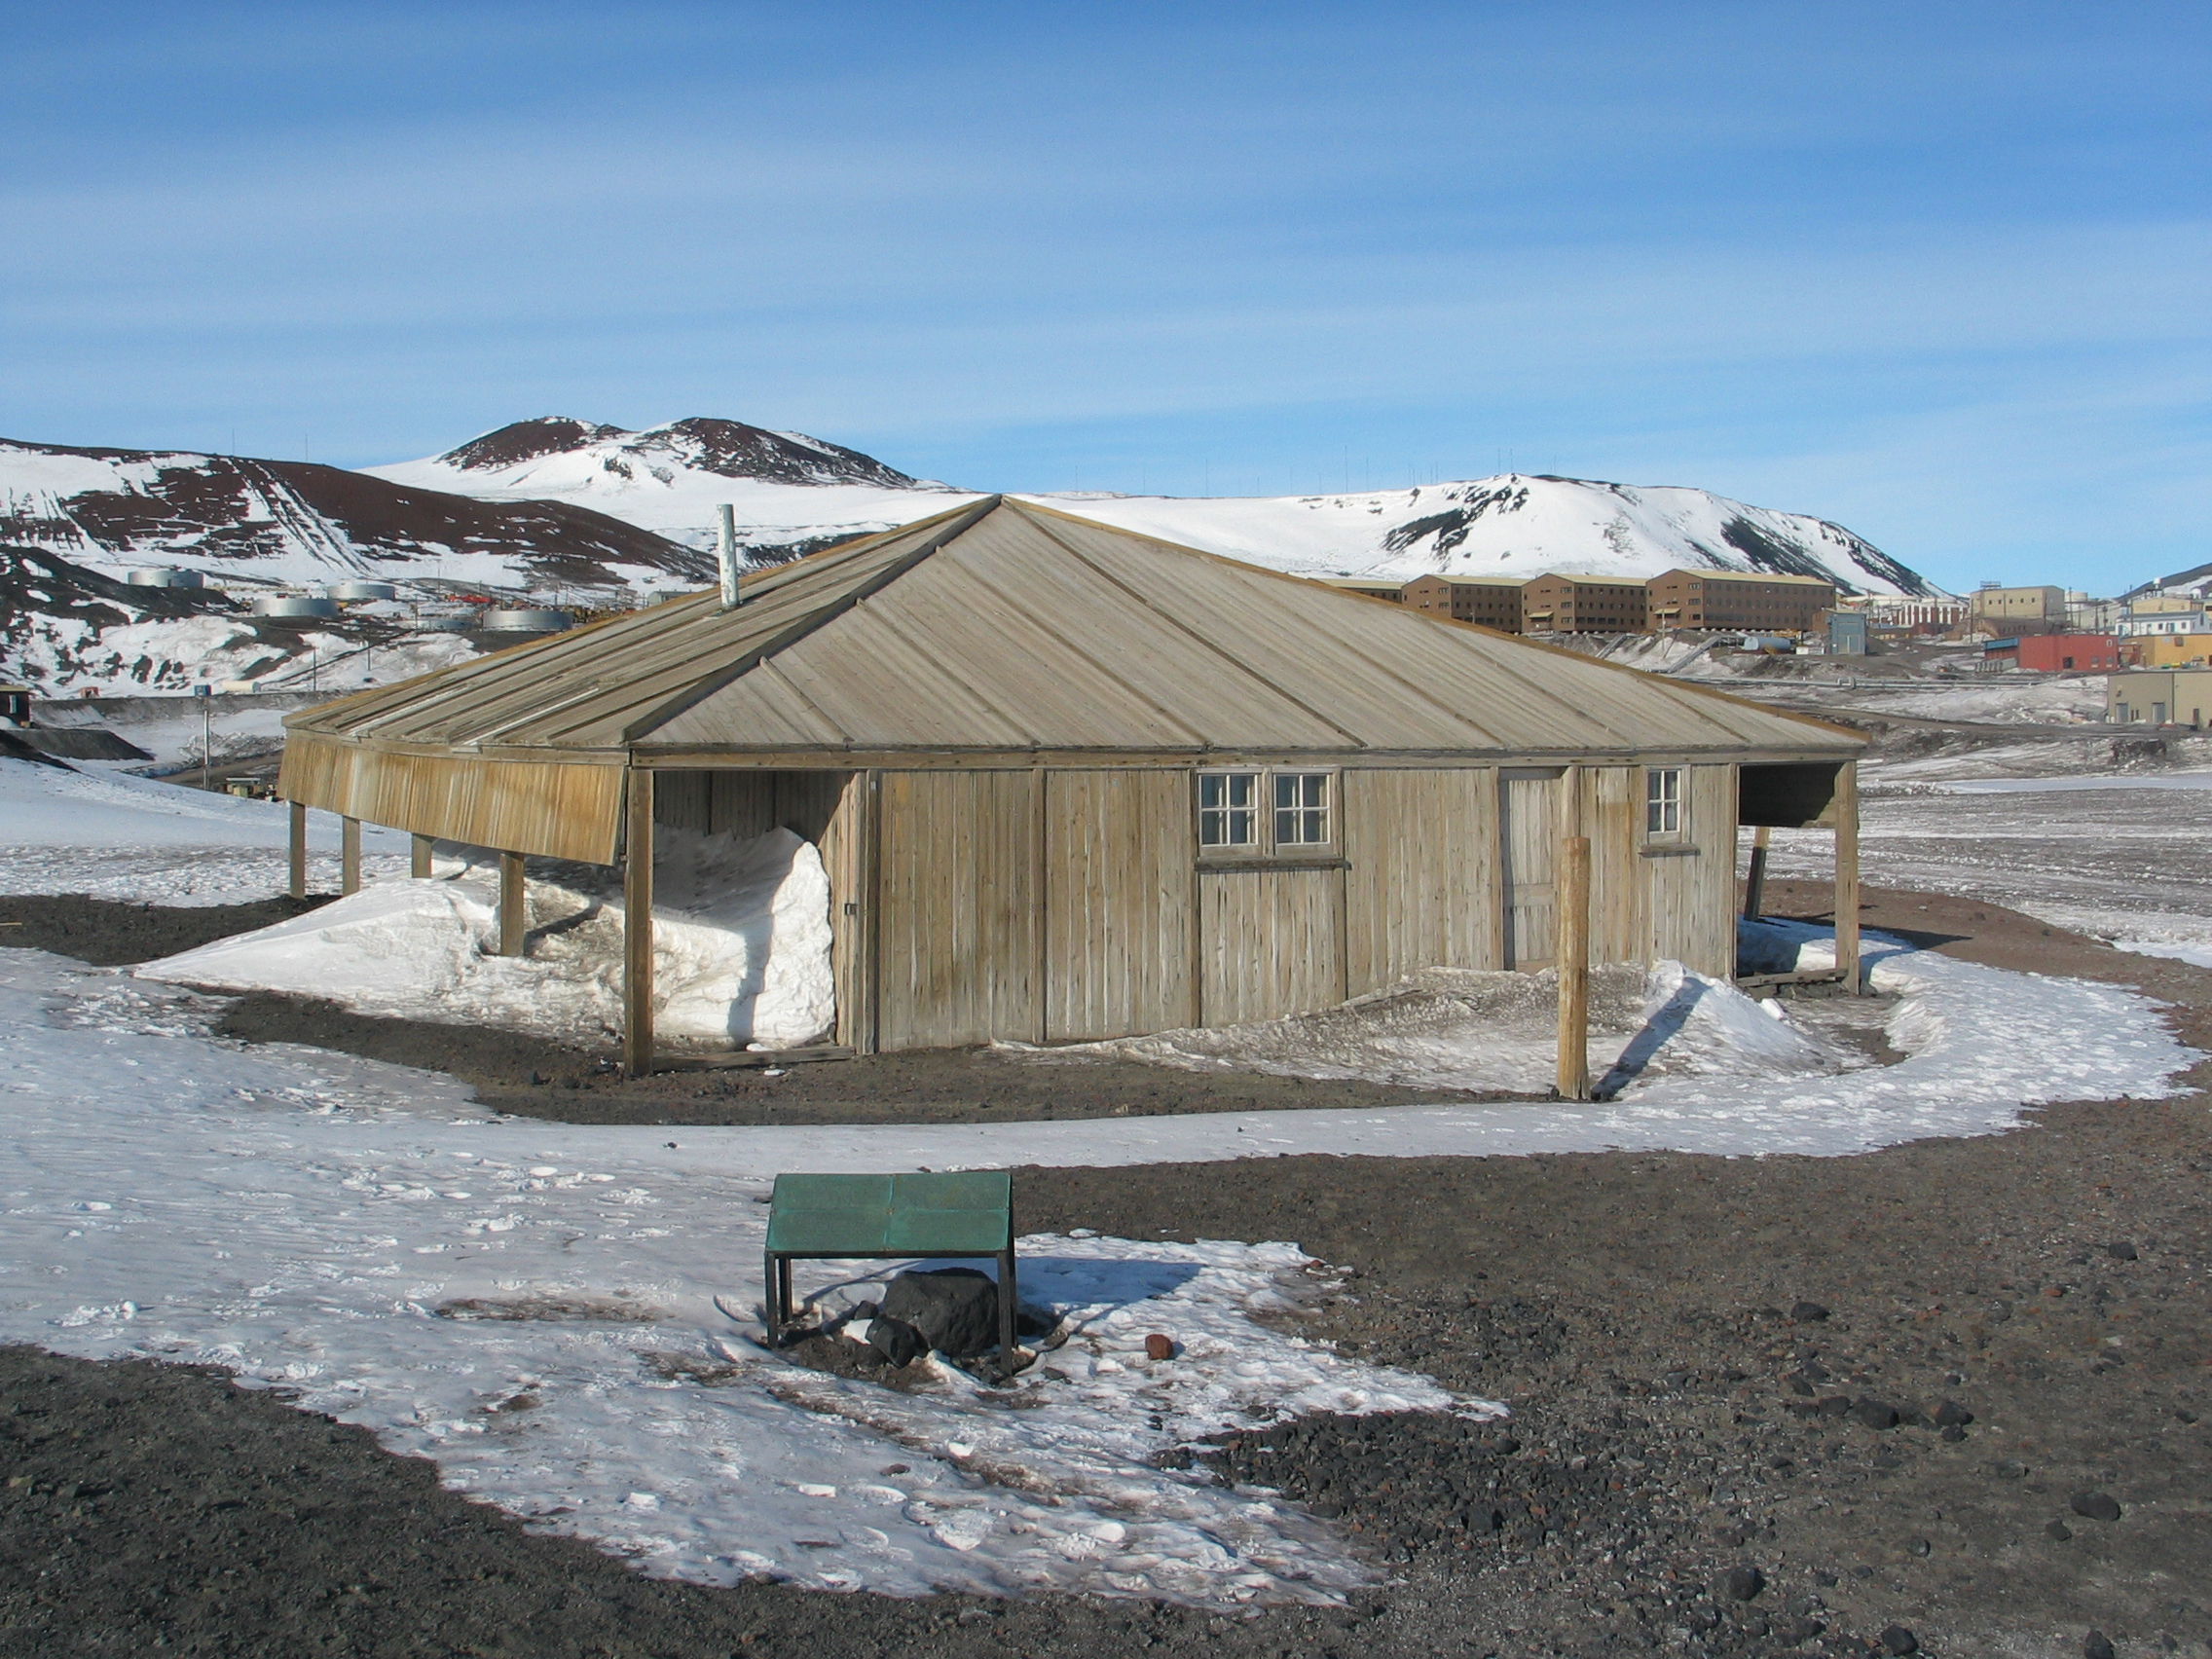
[{"xmin": 135, "ymin": 826, "xmax": 835, "ymax": 1050}]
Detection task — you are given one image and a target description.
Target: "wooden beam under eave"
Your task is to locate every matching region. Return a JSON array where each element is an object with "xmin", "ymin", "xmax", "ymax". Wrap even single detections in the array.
[
  {"xmin": 1833, "ymin": 760, "xmax": 1862, "ymax": 992},
  {"xmin": 498, "ymin": 852, "xmax": 526, "ymax": 957},
  {"xmin": 341, "ymin": 817, "xmax": 361, "ymax": 896},
  {"xmin": 288, "ymin": 801, "xmax": 308, "ymax": 901},
  {"xmin": 623, "ymin": 769, "xmax": 656, "ymax": 1077}
]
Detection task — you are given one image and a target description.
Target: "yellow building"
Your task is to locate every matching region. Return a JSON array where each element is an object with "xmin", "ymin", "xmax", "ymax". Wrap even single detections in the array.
[{"xmin": 2120, "ymin": 634, "xmax": 2212, "ymax": 669}]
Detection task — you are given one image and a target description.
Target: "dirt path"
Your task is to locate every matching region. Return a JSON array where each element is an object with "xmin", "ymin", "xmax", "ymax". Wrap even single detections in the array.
[{"xmin": 2, "ymin": 889, "xmax": 2208, "ymax": 1656}]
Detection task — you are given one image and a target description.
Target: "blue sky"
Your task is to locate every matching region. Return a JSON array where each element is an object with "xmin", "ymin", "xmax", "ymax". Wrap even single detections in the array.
[{"xmin": 5, "ymin": 1, "xmax": 2209, "ymax": 592}]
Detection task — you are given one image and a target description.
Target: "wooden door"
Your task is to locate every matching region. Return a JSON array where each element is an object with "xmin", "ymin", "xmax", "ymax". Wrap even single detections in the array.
[
  {"xmin": 1044, "ymin": 770, "xmax": 1194, "ymax": 1040},
  {"xmin": 1500, "ymin": 773, "xmax": 1560, "ymax": 970},
  {"xmin": 873, "ymin": 770, "xmax": 1042, "ymax": 1051},
  {"xmin": 1198, "ymin": 866, "xmax": 1346, "ymax": 1026}
]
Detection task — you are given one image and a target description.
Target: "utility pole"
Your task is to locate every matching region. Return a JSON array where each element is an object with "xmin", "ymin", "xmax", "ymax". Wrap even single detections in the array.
[{"xmin": 195, "ymin": 683, "xmax": 212, "ymax": 791}]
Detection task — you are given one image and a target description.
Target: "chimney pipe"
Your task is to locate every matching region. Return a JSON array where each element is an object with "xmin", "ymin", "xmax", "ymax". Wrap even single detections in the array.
[{"xmin": 717, "ymin": 503, "xmax": 740, "ymax": 608}]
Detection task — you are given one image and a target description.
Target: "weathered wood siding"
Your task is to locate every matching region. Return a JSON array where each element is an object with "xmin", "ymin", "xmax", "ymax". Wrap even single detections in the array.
[
  {"xmin": 1579, "ymin": 765, "xmax": 1645, "ymax": 966},
  {"xmin": 819, "ymin": 773, "xmax": 868, "ymax": 1051},
  {"xmin": 1044, "ymin": 770, "xmax": 1194, "ymax": 1041},
  {"xmin": 874, "ymin": 769, "xmax": 1043, "ymax": 1050},
  {"xmin": 1499, "ymin": 773, "xmax": 1561, "ymax": 969},
  {"xmin": 1198, "ymin": 866, "xmax": 1346, "ymax": 1025},
  {"xmin": 277, "ymin": 733, "xmax": 622, "ymax": 863},
  {"xmin": 1343, "ymin": 766, "xmax": 1499, "ymax": 993},
  {"xmin": 1643, "ymin": 763, "xmax": 1738, "ymax": 977}
]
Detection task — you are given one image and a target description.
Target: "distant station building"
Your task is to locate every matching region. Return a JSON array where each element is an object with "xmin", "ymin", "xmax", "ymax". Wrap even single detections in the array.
[
  {"xmin": 279, "ymin": 498, "xmax": 1867, "ymax": 1072},
  {"xmin": 2120, "ymin": 633, "xmax": 2212, "ymax": 669},
  {"xmin": 1970, "ymin": 583, "xmax": 2069, "ymax": 635},
  {"xmin": 1521, "ymin": 573, "xmax": 1649, "ymax": 635},
  {"xmin": 1646, "ymin": 570, "xmax": 1837, "ymax": 635},
  {"xmin": 1982, "ymin": 634, "xmax": 2122, "ymax": 672},
  {"xmin": 1400, "ymin": 574, "xmax": 1524, "ymax": 632},
  {"xmin": 2108, "ymin": 669, "xmax": 2212, "ymax": 728}
]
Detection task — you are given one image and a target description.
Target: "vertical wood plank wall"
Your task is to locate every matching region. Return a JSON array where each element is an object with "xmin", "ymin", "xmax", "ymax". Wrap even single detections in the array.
[
  {"xmin": 1343, "ymin": 767, "xmax": 1498, "ymax": 994},
  {"xmin": 1579, "ymin": 766, "xmax": 1644, "ymax": 967},
  {"xmin": 874, "ymin": 769, "xmax": 1043, "ymax": 1051},
  {"xmin": 1500, "ymin": 774, "xmax": 1561, "ymax": 969},
  {"xmin": 1641, "ymin": 763, "xmax": 1738, "ymax": 978},
  {"xmin": 819, "ymin": 773, "xmax": 868, "ymax": 1051},
  {"xmin": 1043, "ymin": 770, "xmax": 1194, "ymax": 1040},
  {"xmin": 1198, "ymin": 867, "xmax": 1346, "ymax": 1025},
  {"xmin": 652, "ymin": 758, "xmax": 1751, "ymax": 1051}
]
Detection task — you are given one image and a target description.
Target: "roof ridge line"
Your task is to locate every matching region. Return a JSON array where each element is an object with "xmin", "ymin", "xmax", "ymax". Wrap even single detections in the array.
[
  {"xmin": 616, "ymin": 496, "xmax": 1004, "ymax": 745},
  {"xmin": 1008, "ymin": 496, "xmax": 1862, "ymax": 745},
  {"xmin": 1001, "ymin": 498, "xmax": 1374, "ymax": 752}
]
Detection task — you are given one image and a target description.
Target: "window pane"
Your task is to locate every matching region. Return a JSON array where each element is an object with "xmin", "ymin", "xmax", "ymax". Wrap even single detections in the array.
[
  {"xmin": 1646, "ymin": 768, "xmax": 1682, "ymax": 835},
  {"xmin": 1273, "ymin": 773, "xmax": 1330, "ymax": 845},
  {"xmin": 1199, "ymin": 772, "xmax": 1260, "ymax": 847}
]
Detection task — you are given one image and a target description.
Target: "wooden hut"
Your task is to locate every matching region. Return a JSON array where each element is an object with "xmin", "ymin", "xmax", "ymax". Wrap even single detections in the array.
[{"xmin": 278, "ymin": 497, "xmax": 1867, "ymax": 1071}]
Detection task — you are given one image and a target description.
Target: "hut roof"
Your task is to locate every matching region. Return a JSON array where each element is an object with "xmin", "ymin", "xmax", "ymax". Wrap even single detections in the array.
[{"xmin": 287, "ymin": 497, "xmax": 1862, "ymax": 766}]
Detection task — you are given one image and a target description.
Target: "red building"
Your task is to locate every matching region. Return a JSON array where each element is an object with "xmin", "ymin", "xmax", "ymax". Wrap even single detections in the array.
[{"xmin": 1982, "ymin": 633, "xmax": 2120, "ymax": 671}]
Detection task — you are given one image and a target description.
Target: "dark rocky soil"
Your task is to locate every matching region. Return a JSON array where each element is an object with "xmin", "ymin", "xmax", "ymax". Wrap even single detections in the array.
[
  {"xmin": 0, "ymin": 891, "xmax": 1509, "ymax": 1123},
  {"xmin": 207, "ymin": 992, "xmax": 1509, "ymax": 1124},
  {"xmin": 0, "ymin": 894, "xmax": 331, "ymax": 968},
  {"xmin": 2, "ymin": 885, "xmax": 2208, "ymax": 1657}
]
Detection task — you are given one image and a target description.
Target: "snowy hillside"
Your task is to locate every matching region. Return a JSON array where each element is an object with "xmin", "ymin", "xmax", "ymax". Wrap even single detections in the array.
[
  {"xmin": 375, "ymin": 418, "xmax": 1936, "ymax": 597},
  {"xmin": 0, "ymin": 435, "xmax": 706, "ymax": 596},
  {"xmin": 366, "ymin": 416, "xmax": 975, "ymax": 562},
  {"xmin": 0, "ymin": 543, "xmax": 476, "ymax": 698},
  {"xmin": 1027, "ymin": 476, "xmax": 1939, "ymax": 598}
]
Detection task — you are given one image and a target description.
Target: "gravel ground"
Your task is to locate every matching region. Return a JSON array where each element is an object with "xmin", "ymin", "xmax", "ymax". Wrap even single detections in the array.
[
  {"xmin": 2, "ymin": 886, "xmax": 2208, "ymax": 1658},
  {"xmin": 0, "ymin": 895, "xmax": 331, "ymax": 967}
]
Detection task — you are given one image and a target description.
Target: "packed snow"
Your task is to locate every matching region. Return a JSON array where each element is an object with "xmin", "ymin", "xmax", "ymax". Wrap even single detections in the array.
[
  {"xmin": 1014, "ymin": 961, "xmax": 1861, "ymax": 1098},
  {"xmin": 0, "ymin": 757, "xmax": 409, "ymax": 903},
  {"xmin": 0, "ymin": 951, "xmax": 1467, "ymax": 1604},
  {"xmin": 1757, "ymin": 755, "xmax": 2212, "ymax": 969},
  {"xmin": 0, "ymin": 910, "xmax": 2192, "ymax": 1602},
  {"xmin": 139, "ymin": 828, "xmax": 837, "ymax": 1051}
]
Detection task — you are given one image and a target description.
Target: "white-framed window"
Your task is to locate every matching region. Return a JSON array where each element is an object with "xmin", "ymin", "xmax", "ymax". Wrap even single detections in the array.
[
  {"xmin": 1645, "ymin": 766, "xmax": 1685, "ymax": 838},
  {"xmin": 1198, "ymin": 770, "xmax": 1260, "ymax": 848},
  {"xmin": 1198, "ymin": 768, "xmax": 1335, "ymax": 856},
  {"xmin": 1273, "ymin": 771, "xmax": 1330, "ymax": 846}
]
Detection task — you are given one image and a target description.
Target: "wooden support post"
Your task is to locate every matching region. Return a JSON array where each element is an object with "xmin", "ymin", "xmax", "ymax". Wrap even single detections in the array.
[
  {"xmin": 411, "ymin": 833, "xmax": 433, "ymax": 879},
  {"xmin": 498, "ymin": 851, "xmax": 526, "ymax": 958},
  {"xmin": 340, "ymin": 816, "xmax": 361, "ymax": 896},
  {"xmin": 287, "ymin": 801, "xmax": 307, "ymax": 901},
  {"xmin": 623, "ymin": 769, "xmax": 655, "ymax": 1078},
  {"xmin": 1556, "ymin": 833, "xmax": 1592, "ymax": 1101},
  {"xmin": 1834, "ymin": 761, "xmax": 1862, "ymax": 992},
  {"xmin": 1743, "ymin": 825, "xmax": 1771, "ymax": 921}
]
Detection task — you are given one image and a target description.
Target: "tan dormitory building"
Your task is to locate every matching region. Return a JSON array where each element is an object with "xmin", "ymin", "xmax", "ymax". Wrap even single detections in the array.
[
  {"xmin": 1400, "ymin": 573, "xmax": 1524, "ymax": 632},
  {"xmin": 1521, "ymin": 573, "xmax": 1649, "ymax": 635},
  {"xmin": 1645, "ymin": 570, "xmax": 1837, "ymax": 633},
  {"xmin": 1971, "ymin": 585, "xmax": 2068, "ymax": 627}
]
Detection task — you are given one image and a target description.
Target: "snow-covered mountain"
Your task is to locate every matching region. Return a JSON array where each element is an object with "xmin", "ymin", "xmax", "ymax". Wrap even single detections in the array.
[
  {"xmin": 365, "ymin": 416, "xmax": 973, "ymax": 562},
  {"xmin": 379, "ymin": 416, "xmax": 1937, "ymax": 597},
  {"xmin": 1024, "ymin": 476, "xmax": 1938, "ymax": 598},
  {"xmin": 0, "ymin": 435, "xmax": 706, "ymax": 596}
]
